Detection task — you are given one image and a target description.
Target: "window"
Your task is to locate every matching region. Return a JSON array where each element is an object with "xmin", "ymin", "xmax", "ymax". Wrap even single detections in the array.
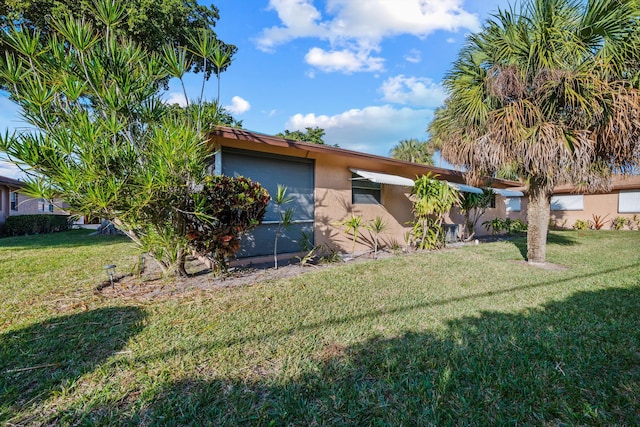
[
  {"xmin": 551, "ymin": 194, "xmax": 584, "ymax": 211},
  {"xmin": 352, "ymin": 173, "xmax": 381, "ymax": 204},
  {"xmin": 10, "ymin": 192, "xmax": 17, "ymax": 211},
  {"xmin": 37, "ymin": 198, "xmax": 53, "ymax": 212},
  {"xmin": 505, "ymin": 197, "xmax": 521, "ymax": 212},
  {"xmin": 618, "ymin": 190, "xmax": 640, "ymax": 213}
]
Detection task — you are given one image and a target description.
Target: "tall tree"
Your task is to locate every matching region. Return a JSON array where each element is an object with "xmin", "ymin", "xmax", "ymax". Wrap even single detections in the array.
[
  {"xmin": 390, "ymin": 138, "xmax": 435, "ymax": 165},
  {"xmin": 0, "ymin": 0, "xmax": 264, "ymax": 276},
  {"xmin": 276, "ymin": 127, "xmax": 326, "ymax": 145},
  {"xmin": 0, "ymin": 0, "xmax": 236, "ymax": 78},
  {"xmin": 429, "ymin": 0, "xmax": 640, "ymax": 264}
]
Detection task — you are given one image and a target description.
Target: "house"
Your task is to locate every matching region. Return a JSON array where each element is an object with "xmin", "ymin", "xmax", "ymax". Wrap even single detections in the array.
[
  {"xmin": 547, "ymin": 175, "xmax": 640, "ymax": 229},
  {"xmin": 0, "ymin": 175, "xmax": 22, "ymax": 224},
  {"xmin": 208, "ymin": 127, "xmax": 523, "ymax": 260},
  {"xmin": 0, "ymin": 175, "xmax": 69, "ymax": 225}
]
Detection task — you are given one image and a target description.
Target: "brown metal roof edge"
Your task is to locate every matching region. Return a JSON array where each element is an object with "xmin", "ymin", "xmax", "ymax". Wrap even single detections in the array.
[
  {"xmin": 209, "ymin": 126, "xmax": 521, "ymax": 188},
  {"xmin": 0, "ymin": 175, "xmax": 23, "ymax": 188}
]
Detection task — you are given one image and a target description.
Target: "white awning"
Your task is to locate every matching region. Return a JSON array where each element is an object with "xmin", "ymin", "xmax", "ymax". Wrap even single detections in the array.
[
  {"xmin": 490, "ymin": 188, "xmax": 525, "ymax": 197},
  {"xmin": 350, "ymin": 168, "xmax": 415, "ymax": 187},
  {"xmin": 446, "ymin": 181, "xmax": 483, "ymax": 194}
]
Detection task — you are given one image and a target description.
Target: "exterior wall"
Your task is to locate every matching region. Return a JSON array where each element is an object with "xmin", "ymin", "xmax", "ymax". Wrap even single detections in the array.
[
  {"xmin": 9, "ymin": 193, "xmax": 69, "ymax": 217},
  {"xmin": 212, "ymin": 135, "xmax": 522, "ymax": 254},
  {"xmin": 0, "ymin": 185, "xmax": 11, "ymax": 224},
  {"xmin": 550, "ymin": 191, "xmax": 637, "ymax": 229},
  {"xmin": 448, "ymin": 195, "xmax": 528, "ymax": 237},
  {"xmin": 215, "ymin": 138, "xmax": 420, "ymax": 254},
  {"xmin": 313, "ymin": 152, "xmax": 414, "ymax": 253}
]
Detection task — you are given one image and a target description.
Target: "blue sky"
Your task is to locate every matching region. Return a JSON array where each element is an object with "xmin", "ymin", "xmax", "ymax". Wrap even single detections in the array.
[{"xmin": 0, "ymin": 0, "xmax": 512, "ymax": 179}]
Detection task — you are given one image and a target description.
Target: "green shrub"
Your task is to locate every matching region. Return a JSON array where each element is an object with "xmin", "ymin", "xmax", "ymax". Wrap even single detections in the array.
[
  {"xmin": 483, "ymin": 217, "xmax": 527, "ymax": 235},
  {"xmin": 4, "ymin": 214, "xmax": 71, "ymax": 236},
  {"xmin": 611, "ymin": 216, "xmax": 627, "ymax": 230},
  {"xmin": 573, "ymin": 219, "xmax": 590, "ymax": 230},
  {"xmin": 185, "ymin": 175, "xmax": 269, "ymax": 274}
]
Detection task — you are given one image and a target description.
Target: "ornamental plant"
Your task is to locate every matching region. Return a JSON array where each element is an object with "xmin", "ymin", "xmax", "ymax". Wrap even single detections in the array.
[
  {"xmin": 411, "ymin": 174, "xmax": 460, "ymax": 250},
  {"xmin": 184, "ymin": 175, "xmax": 269, "ymax": 274},
  {"xmin": 0, "ymin": 0, "xmax": 254, "ymax": 276}
]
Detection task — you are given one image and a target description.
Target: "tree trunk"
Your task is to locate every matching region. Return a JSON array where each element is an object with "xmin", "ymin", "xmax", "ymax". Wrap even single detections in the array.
[{"xmin": 526, "ymin": 182, "xmax": 551, "ymax": 264}]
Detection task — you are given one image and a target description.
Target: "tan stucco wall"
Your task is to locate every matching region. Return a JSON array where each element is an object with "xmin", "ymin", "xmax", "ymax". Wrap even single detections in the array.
[
  {"xmin": 214, "ymin": 137, "xmax": 526, "ymax": 253},
  {"xmin": 216, "ymin": 139, "xmax": 420, "ymax": 253},
  {"xmin": 549, "ymin": 191, "xmax": 637, "ymax": 229},
  {"xmin": 313, "ymin": 152, "xmax": 415, "ymax": 252}
]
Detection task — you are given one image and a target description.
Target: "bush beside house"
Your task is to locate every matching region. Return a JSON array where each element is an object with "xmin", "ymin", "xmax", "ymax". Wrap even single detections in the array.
[{"xmin": 4, "ymin": 214, "xmax": 71, "ymax": 236}]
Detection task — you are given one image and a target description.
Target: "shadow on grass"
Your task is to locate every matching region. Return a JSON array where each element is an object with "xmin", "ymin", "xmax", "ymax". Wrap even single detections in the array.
[
  {"xmin": 510, "ymin": 231, "xmax": 579, "ymax": 260},
  {"xmin": 79, "ymin": 285, "xmax": 639, "ymax": 425},
  {"xmin": 0, "ymin": 306, "xmax": 146, "ymax": 423},
  {"xmin": 0, "ymin": 229, "xmax": 131, "ymax": 251}
]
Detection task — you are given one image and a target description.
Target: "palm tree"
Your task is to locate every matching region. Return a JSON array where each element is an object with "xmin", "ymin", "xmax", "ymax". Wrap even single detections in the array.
[
  {"xmin": 390, "ymin": 139, "xmax": 435, "ymax": 165},
  {"xmin": 429, "ymin": 0, "xmax": 640, "ymax": 264}
]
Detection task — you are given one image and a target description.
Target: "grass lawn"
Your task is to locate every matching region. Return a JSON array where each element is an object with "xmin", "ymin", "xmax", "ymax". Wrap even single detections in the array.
[{"xmin": 1, "ymin": 229, "xmax": 639, "ymax": 425}]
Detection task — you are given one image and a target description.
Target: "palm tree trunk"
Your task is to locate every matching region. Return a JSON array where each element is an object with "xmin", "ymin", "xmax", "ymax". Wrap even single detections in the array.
[{"xmin": 526, "ymin": 181, "xmax": 550, "ymax": 264}]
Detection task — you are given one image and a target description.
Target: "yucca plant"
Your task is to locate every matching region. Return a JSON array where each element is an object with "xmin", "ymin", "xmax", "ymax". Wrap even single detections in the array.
[
  {"xmin": 273, "ymin": 184, "xmax": 294, "ymax": 269},
  {"xmin": 339, "ymin": 214, "xmax": 364, "ymax": 257},
  {"xmin": 366, "ymin": 216, "xmax": 388, "ymax": 259}
]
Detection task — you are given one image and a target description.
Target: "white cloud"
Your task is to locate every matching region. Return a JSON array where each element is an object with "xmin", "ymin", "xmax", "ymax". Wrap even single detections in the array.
[
  {"xmin": 0, "ymin": 160, "xmax": 23, "ymax": 179},
  {"xmin": 226, "ymin": 96, "xmax": 251, "ymax": 115},
  {"xmin": 380, "ymin": 75, "xmax": 447, "ymax": 108},
  {"xmin": 446, "ymin": 37, "xmax": 456, "ymax": 43},
  {"xmin": 404, "ymin": 49, "xmax": 422, "ymax": 63},
  {"xmin": 165, "ymin": 92, "xmax": 188, "ymax": 107},
  {"xmin": 257, "ymin": 0, "xmax": 481, "ymax": 73},
  {"xmin": 285, "ymin": 105, "xmax": 432, "ymax": 155},
  {"xmin": 304, "ymin": 47, "xmax": 384, "ymax": 73}
]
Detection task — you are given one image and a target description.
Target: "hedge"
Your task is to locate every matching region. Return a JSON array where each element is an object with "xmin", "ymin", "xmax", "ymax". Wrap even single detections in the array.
[{"xmin": 4, "ymin": 214, "xmax": 72, "ymax": 236}]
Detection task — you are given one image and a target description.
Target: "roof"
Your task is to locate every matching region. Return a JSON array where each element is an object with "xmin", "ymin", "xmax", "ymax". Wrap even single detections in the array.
[
  {"xmin": 0, "ymin": 175, "xmax": 23, "ymax": 189},
  {"xmin": 509, "ymin": 175, "xmax": 640, "ymax": 195},
  {"xmin": 209, "ymin": 126, "xmax": 521, "ymax": 189}
]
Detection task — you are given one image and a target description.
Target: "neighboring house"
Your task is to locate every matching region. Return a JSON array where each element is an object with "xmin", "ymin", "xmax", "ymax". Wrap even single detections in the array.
[
  {"xmin": 546, "ymin": 175, "xmax": 640, "ymax": 229},
  {"xmin": 0, "ymin": 175, "xmax": 23, "ymax": 224},
  {"xmin": 209, "ymin": 127, "xmax": 523, "ymax": 259},
  {"xmin": 0, "ymin": 175, "xmax": 69, "ymax": 224}
]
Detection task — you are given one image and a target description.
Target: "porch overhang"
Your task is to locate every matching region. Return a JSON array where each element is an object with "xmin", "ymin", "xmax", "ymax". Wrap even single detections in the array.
[{"xmin": 350, "ymin": 168, "xmax": 415, "ymax": 187}]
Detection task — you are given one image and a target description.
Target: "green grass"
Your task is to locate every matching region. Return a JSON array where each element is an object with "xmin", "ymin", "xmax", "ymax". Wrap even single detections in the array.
[{"xmin": 1, "ymin": 229, "xmax": 639, "ymax": 425}]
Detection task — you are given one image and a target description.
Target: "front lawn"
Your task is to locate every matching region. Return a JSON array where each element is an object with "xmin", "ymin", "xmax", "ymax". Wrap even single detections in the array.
[{"xmin": 1, "ymin": 230, "xmax": 639, "ymax": 425}]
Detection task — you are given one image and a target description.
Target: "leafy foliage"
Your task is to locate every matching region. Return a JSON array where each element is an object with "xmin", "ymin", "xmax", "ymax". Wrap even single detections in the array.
[
  {"xmin": 4, "ymin": 214, "xmax": 70, "ymax": 236},
  {"xmin": 339, "ymin": 214, "xmax": 364, "ymax": 257},
  {"xmin": 184, "ymin": 175, "xmax": 269, "ymax": 274},
  {"xmin": 390, "ymin": 138, "xmax": 435, "ymax": 165},
  {"xmin": 0, "ymin": 0, "xmax": 236, "ymax": 80},
  {"xmin": 610, "ymin": 216, "xmax": 627, "ymax": 230},
  {"xmin": 0, "ymin": 0, "xmax": 250, "ymax": 276},
  {"xmin": 459, "ymin": 189, "xmax": 494, "ymax": 240},
  {"xmin": 483, "ymin": 218, "xmax": 528, "ymax": 235},
  {"xmin": 430, "ymin": 0, "xmax": 640, "ymax": 263},
  {"xmin": 366, "ymin": 216, "xmax": 387, "ymax": 259},
  {"xmin": 411, "ymin": 174, "xmax": 460, "ymax": 249},
  {"xmin": 276, "ymin": 127, "xmax": 330, "ymax": 145},
  {"xmin": 590, "ymin": 214, "xmax": 609, "ymax": 230},
  {"xmin": 573, "ymin": 219, "xmax": 590, "ymax": 230},
  {"xmin": 273, "ymin": 184, "xmax": 294, "ymax": 269}
]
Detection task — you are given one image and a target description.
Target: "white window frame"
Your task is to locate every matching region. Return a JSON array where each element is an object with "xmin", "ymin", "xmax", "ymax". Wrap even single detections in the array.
[
  {"xmin": 618, "ymin": 190, "xmax": 640, "ymax": 213},
  {"xmin": 551, "ymin": 194, "xmax": 584, "ymax": 211},
  {"xmin": 505, "ymin": 197, "xmax": 521, "ymax": 212}
]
